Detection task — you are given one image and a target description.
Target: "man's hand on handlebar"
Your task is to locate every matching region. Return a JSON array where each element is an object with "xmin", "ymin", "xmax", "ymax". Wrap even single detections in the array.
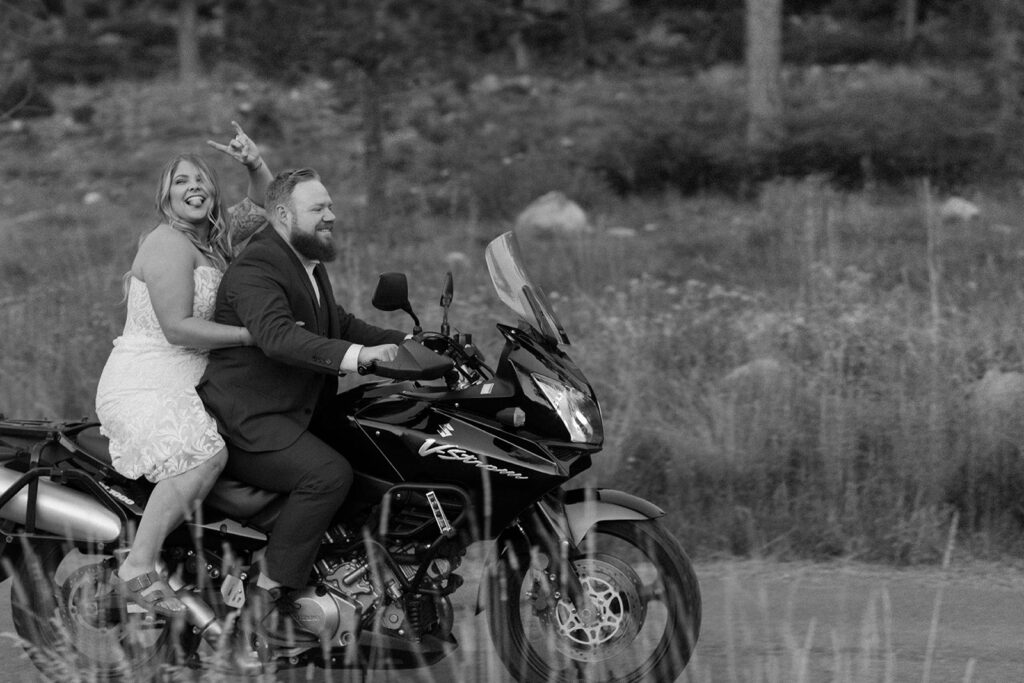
[{"xmin": 358, "ymin": 344, "xmax": 399, "ymax": 367}]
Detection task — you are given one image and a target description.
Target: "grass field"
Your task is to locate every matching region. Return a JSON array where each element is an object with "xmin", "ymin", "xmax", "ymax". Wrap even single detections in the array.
[{"xmin": 4, "ymin": 72, "xmax": 1024, "ymax": 568}]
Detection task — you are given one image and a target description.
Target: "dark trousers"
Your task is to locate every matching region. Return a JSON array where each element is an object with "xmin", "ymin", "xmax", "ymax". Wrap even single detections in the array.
[{"xmin": 224, "ymin": 431, "xmax": 352, "ymax": 589}]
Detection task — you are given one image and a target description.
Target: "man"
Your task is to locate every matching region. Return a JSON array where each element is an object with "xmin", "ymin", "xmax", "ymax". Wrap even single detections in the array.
[{"xmin": 197, "ymin": 168, "xmax": 405, "ymax": 619}]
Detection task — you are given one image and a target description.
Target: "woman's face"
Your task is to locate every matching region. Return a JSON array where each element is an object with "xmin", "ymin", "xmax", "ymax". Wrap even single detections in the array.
[{"xmin": 168, "ymin": 159, "xmax": 213, "ymax": 225}]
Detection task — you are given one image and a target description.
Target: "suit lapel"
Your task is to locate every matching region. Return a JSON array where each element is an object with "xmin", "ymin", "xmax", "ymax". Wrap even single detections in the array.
[
  {"xmin": 266, "ymin": 229, "xmax": 321, "ymax": 328},
  {"xmin": 314, "ymin": 263, "xmax": 337, "ymax": 336}
]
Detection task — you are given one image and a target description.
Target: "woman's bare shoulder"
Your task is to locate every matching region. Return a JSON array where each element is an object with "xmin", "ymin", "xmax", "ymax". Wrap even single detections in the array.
[{"xmin": 134, "ymin": 224, "xmax": 200, "ymax": 273}]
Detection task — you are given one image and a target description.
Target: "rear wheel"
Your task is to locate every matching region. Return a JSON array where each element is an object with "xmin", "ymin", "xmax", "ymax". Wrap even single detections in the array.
[
  {"xmin": 10, "ymin": 539, "xmax": 175, "ymax": 680},
  {"xmin": 486, "ymin": 519, "xmax": 701, "ymax": 683}
]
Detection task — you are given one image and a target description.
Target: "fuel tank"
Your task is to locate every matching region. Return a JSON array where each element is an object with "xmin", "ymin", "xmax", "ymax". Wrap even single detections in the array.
[{"xmin": 0, "ymin": 468, "xmax": 122, "ymax": 542}]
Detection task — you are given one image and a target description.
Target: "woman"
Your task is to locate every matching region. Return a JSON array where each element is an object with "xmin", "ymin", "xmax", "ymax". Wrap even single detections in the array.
[{"xmin": 95, "ymin": 122, "xmax": 272, "ymax": 616}]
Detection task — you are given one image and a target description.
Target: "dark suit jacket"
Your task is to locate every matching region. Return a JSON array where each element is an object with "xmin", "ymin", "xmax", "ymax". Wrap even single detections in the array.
[{"xmin": 197, "ymin": 228, "xmax": 405, "ymax": 452}]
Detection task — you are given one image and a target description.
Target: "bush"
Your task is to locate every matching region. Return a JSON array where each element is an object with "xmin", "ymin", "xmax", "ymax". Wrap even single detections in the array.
[
  {"xmin": 783, "ymin": 67, "xmax": 998, "ymax": 189},
  {"xmin": 29, "ymin": 41, "xmax": 126, "ymax": 84},
  {"xmin": 784, "ymin": 16, "xmax": 910, "ymax": 65},
  {"xmin": 579, "ymin": 64, "xmax": 1010, "ymax": 196}
]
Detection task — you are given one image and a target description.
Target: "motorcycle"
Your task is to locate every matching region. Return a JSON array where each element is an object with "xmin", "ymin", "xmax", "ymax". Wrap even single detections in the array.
[{"xmin": 0, "ymin": 230, "xmax": 701, "ymax": 681}]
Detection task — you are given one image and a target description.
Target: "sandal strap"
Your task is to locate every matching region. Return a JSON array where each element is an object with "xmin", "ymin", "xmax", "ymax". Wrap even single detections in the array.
[{"xmin": 123, "ymin": 569, "xmax": 161, "ymax": 593}]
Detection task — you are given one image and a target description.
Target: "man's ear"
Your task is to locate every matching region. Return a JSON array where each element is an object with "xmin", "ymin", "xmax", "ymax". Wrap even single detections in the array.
[{"xmin": 273, "ymin": 203, "xmax": 290, "ymax": 225}]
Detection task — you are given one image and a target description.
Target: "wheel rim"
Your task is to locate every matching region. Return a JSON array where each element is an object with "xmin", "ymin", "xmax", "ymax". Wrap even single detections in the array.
[
  {"xmin": 13, "ymin": 546, "xmax": 172, "ymax": 677},
  {"xmin": 546, "ymin": 554, "xmax": 644, "ymax": 661},
  {"xmin": 59, "ymin": 558, "xmax": 169, "ymax": 667},
  {"xmin": 497, "ymin": 521, "xmax": 697, "ymax": 683}
]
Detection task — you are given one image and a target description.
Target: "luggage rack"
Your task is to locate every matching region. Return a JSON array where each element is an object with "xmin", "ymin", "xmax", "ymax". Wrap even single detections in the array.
[{"xmin": 0, "ymin": 418, "xmax": 129, "ymax": 547}]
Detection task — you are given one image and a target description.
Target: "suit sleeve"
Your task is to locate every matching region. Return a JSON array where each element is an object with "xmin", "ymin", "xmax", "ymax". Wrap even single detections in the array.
[
  {"xmin": 223, "ymin": 254, "xmax": 355, "ymax": 375},
  {"xmin": 336, "ymin": 308, "xmax": 407, "ymax": 346}
]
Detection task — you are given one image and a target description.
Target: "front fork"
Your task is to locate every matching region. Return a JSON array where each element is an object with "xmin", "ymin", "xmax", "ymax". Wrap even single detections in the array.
[
  {"xmin": 514, "ymin": 495, "xmax": 598, "ymax": 624},
  {"xmin": 484, "ymin": 488, "xmax": 664, "ymax": 622}
]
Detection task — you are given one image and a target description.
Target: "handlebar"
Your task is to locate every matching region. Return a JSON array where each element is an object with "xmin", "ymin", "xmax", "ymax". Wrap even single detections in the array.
[{"xmin": 357, "ymin": 339, "xmax": 454, "ymax": 381}]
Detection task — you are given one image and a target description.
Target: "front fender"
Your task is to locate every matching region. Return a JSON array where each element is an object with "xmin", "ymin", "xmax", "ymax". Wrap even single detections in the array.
[{"xmin": 561, "ymin": 488, "xmax": 664, "ymax": 546}]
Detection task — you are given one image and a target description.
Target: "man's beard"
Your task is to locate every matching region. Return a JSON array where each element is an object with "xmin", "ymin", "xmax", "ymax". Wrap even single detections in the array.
[{"xmin": 290, "ymin": 222, "xmax": 337, "ymax": 262}]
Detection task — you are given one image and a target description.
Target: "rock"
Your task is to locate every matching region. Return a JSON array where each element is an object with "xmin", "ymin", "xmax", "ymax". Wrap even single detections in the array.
[
  {"xmin": 514, "ymin": 192, "xmax": 590, "ymax": 237},
  {"xmin": 472, "ymin": 74, "xmax": 502, "ymax": 95},
  {"xmin": 444, "ymin": 251, "xmax": 470, "ymax": 268},
  {"xmin": 969, "ymin": 368, "xmax": 1024, "ymax": 449},
  {"xmin": 971, "ymin": 368, "xmax": 1024, "ymax": 418},
  {"xmin": 82, "ymin": 191, "xmax": 103, "ymax": 205},
  {"xmin": 939, "ymin": 197, "xmax": 980, "ymax": 222}
]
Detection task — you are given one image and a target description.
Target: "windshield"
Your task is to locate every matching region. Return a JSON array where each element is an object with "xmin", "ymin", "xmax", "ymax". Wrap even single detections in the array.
[{"xmin": 485, "ymin": 232, "xmax": 570, "ymax": 346}]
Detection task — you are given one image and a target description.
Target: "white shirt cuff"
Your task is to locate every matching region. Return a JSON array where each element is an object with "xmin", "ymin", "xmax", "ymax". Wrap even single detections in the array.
[{"xmin": 341, "ymin": 344, "xmax": 363, "ymax": 373}]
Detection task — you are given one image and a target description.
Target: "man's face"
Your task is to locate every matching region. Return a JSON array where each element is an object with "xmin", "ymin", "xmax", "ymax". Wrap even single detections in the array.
[{"xmin": 286, "ymin": 179, "xmax": 337, "ymax": 262}]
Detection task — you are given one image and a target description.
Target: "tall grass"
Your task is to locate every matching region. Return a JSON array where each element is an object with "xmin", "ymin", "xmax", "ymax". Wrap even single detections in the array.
[{"xmin": 4, "ymin": 73, "xmax": 1024, "ymax": 564}]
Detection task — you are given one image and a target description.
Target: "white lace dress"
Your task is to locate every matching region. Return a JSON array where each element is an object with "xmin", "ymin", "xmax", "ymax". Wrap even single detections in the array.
[{"xmin": 95, "ymin": 266, "xmax": 225, "ymax": 482}]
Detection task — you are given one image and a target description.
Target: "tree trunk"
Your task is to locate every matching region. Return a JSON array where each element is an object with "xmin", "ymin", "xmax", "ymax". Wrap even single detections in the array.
[
  {"xmin": 568, "ymin": 0, "xmax": 589, "ymax": 66},
  {"xmin": 990, "ymin": 0, "xmax": 1024, "ymax": 140},
  {"xmin": 361, "ymin": 65, "xmax": 387, "ymax": 233},
  {"xmin": 509, "ymin": 30, "xmax": 531, "ymax": 71},
  {"xmin": 901, "ymin": 0, "xmax": 918, "ymax": 43},
  {"xmin": 177, "ymin": 0, "xmax": 201, "ymax": 82},
  {"xmin": 745, "ymin": 0, "xmax": 784, "ymax": 153},
  {"xmin": 62, "ymin": 0, "xmax": 88, "ymax": 38}
]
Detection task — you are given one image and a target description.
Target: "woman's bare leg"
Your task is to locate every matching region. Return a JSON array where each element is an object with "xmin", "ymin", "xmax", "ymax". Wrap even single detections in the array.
[{"xmin": 117, "ymin": 448, "xmax": 227, "ymax": 582}]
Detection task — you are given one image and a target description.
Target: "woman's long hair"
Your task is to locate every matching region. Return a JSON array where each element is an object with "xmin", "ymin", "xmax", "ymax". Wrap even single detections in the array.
[{"xmin": 154, "ymin": 153, "xmax": 231, "ymax": 271}]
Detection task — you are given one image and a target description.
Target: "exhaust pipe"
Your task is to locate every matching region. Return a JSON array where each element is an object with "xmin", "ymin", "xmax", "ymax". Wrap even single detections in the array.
[{"xmin": 0, "ymin": 468, "xmax": 121, "ymax": 542}]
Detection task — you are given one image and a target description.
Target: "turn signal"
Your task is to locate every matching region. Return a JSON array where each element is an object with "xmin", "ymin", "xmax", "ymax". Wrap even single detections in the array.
[{"xmin": 496, "ymin": 407, "xmax": 526, "ymax": 428}]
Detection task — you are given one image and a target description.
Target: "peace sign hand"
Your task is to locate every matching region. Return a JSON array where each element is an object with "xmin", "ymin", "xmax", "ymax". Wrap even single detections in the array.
[{"xmin": 207, "ymin": 120, "xmax": 262, "ymax": 171}]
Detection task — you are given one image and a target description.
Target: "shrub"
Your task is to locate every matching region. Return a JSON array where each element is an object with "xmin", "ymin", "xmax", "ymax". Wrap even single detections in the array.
[
  {"xmin": 29, "ymin": 41, "xmax": 126, "ymax": 84},
  {"xmin": 783, "ymin": 68, "xmax": 997, "ymax": 189}
]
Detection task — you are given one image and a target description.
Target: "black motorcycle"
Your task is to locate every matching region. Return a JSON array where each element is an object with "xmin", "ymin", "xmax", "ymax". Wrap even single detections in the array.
[{"xmin": 0, "ymin": 231, "xmax": 701, "ymax": 681}]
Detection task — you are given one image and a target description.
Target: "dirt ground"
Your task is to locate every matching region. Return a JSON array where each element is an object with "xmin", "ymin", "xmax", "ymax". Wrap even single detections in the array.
[
  {"xmin": 3, "ymin": 558, "xmax": 1024, "ymax": 682},
  {"xmin": 685, "ymin": 560, "xmax": 1024, "ymax": 683}
]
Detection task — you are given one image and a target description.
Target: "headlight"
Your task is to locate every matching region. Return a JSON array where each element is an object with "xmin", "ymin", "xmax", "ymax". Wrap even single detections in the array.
[{"xmin": 532, "ymin": 374, "xmax": 603, "ymax": 444}]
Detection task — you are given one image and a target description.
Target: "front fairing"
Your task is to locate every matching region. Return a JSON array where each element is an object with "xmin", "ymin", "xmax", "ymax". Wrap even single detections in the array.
[{"xmin": 485, "ymin": 232, "xmax": 603, "ymax": 449}]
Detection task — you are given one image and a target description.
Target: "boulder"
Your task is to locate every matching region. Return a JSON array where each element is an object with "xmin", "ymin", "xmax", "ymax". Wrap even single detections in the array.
[
  {"xmin": 514, "ymin": 191, "xmax": 590, "ymax": 237},
  {"xmin": 970, "ymin": 368, "xmax": 1024, "ymax": 421},
  {"xmin": 606, "ymin": 226, "xmax": 637, "ymax": 238},
  {"xmin": 939, "ymin": 197, "xmax": 980, "ymax": 223}
]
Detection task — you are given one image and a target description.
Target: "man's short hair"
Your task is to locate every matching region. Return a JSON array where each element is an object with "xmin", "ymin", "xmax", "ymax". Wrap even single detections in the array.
[{"xmin": 265, "ymin": 168, "xmax": 320, "ymax": 214}]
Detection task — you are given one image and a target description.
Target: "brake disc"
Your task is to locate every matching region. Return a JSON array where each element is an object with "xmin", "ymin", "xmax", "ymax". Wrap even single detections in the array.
[{"xmin": 547, "ymin": 553, "xmax": 646, "ymax": 662}]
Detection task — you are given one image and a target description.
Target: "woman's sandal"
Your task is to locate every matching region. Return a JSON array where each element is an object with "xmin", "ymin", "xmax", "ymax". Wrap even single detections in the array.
[{"xmin": 111, "ymin": 569, "xmax": 187, "ymax": 618}]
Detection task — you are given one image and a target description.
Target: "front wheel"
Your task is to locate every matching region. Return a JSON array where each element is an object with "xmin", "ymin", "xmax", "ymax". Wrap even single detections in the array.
[
  {"xmin": 485, "ymin": 519, "xmax": 701, "ymax": 683},
  {"xmin": 10, "ymin": 539, "xmax": 175, "ymax": 680}
]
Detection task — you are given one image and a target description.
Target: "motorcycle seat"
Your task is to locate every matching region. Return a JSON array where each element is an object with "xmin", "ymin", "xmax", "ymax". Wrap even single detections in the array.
[
  {"xmin": 205, "ymin": 477, "xmax": 282, "ymax": 523},
  {"xmin": 74, "ymin": 425, "xmax": 284, "ymax": 527},
  {"xmin": 74, "ymin": 425, "xmax": 113, "ymax": 464}
]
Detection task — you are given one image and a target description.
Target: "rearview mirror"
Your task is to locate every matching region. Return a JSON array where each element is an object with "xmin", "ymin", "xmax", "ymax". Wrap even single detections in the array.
[
  {"xmin": 373, "ymin": 272, "xmax": 421, "ymax": 333},
  {"xmin": 372, "ymin": 272, "xmax": 409, "ymax": 312}
]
